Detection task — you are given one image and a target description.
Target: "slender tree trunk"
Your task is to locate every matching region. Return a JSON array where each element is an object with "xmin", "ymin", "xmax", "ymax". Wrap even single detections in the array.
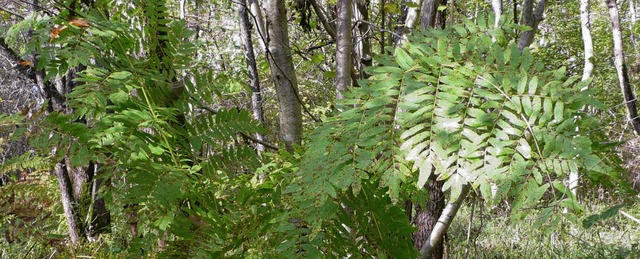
[
  {"xmin": 381, "ymin": 0, "xmax": 386, "ymax": 54},
  {"xmin": 89, "ymin": 164, "xmax": 110, "ymax": 235},
  {"xmin": 398, "ymin": 0, "xmax": 423, "ymax": 43},
  {"xmin": 492, "ymin": 0, "xmax": 502, "ymax": 28},
  {"xmin": 55, "ymin": 162, "xmax": 81, "ymax": 244},
  {"xmin": 355, "ymin": 0, "xmax": 373, "ymax": 77},
  {"xmin": 248, "ymin": 0, "xmax": 268, "ymax": 51},
  {"xmin": 310, "ymin": 0, "xmax": 336, "ymax": 39},
  {"xmin": 335, "ymin": 0, "xmax": 353, "ymax": 99},
  {"xmin": 630, "ymin": 0, "xmax": 639, "ymax": 56},
  {"xmin": 580, "ymin": 0, "xmax": 594, "ymax": 82},
  {"xmin": 264, "ymin": 0, "xmax": 303, "ymax": 149},
  {"xmin": 179, "ymin": 0, "xmax": 186, "ymax": 19},
  {"xmin": 238, "ymin": 1, "xmax": 267, "ymax": 152},
  {"xmin": 518, "ymin": 0, "xmax": 546, "ymax": 51},
  {"xmin": 568, "ymin": 0, "xmax": 595, "ymax": 198},
  {"xmin": 607, "ymin": 0, "xmax": 640, "ymax": 135}
]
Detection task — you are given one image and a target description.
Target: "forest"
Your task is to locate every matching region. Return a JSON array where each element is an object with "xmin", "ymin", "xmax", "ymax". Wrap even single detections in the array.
[{"xmin": 1, "ymin": 0, "xmax": 640, "ymax": 257}]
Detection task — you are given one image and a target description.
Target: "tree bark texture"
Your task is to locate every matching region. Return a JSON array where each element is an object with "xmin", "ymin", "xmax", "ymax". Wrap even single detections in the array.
[
  {"xmin": 335, "ymin": 0, "xmax": 353, "ymax": 99},
  {"xmin": 606, "ymin": 0, "xmax": 640, "ymax": 135},
  {"xmin": 310, "ymin": 0, "xmax": 336, "ymax": 39},
  {"xmin": 420, "ymin": 0, "xmax": 438, "ymax": 30},
  {"xmin": 355, "ymin": 0, "xmax": 373, "ymax": 77},
  {"xmin": 264, "ymin": 0, "xmax": 303, "ymax": 149},
  {"xmin": 54, "ymin": 162, "xmax": 81, "ymax": 244},
  {"xmin": 568, "ymin": 0, "xmax": 595, "ymax": 198},
  {"xmin": 238, "ymin": 1, "xmax": 267, "ymax": 152},
  {"xmin": 419, "ymin": 185, "xmax": 471, "ymax": 259},
  {"xmin": 580, "ymin": 0, "xmax": 594, "ymax": 82},
  {"xmin": 413, "ymin": 174, "xmax": 446, "ymax": 259},
  {"xmin": 248, "ymin": 0, "xmax": 269, "ymax": 51},
  {"xmin": 491, "ymin": 0, "xmax": 502, "ymax": 28},
  {"xmin": 517, "ymin": 0, "xmax": 546, "ymax": 51},
  {"xmin": 412, "ymin": 6, "xmax": 449, "ymax": 258}
]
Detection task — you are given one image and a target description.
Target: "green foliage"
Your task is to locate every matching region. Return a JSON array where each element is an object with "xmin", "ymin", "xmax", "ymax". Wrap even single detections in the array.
[
  {"xmin": 0, "ymin": 177, "xmax": 66, "ymax": 258},
  {"xmin": 1, "ymin": 2, "xmax": 631, "ymax": 258},
  {"xmin": 2, "ymin": 1, "xmax": 277, "ymax": 256},
  {"xmin": 583, "ymin": 204, "xmax": 626, "ymax": 229},
  {"xmin": 288, "ymin": 16, "xmax": 622, "ymax": 255}
]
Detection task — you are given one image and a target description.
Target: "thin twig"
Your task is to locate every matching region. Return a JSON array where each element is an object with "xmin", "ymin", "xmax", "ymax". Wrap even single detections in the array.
[
  {"xmin": 620, "ymin": 210, "xmax": 640, "ymax": 225},
  {"xmin": 0, "ymin": 6, "xmax": 24, "ymax": 19}
]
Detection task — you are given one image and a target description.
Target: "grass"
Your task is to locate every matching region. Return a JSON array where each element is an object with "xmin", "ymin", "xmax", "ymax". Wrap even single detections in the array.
[{"xmin": 447, "ymin": 199, "xmax": 640, "ymax": 258}]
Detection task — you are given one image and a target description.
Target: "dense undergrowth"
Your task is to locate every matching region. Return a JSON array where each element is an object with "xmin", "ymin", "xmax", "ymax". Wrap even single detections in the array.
[{"xmin": 448, "ymin": 200, "xmax": 640, "ymax": 258}]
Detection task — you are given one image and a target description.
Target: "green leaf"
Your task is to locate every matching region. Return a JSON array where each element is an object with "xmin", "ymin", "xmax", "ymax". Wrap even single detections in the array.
[
  {"xmin": 583, "ymin": 205, "xmax": 625, "ymax": 229},
  {"xmin": 553, "ymin": 101, "xmax": 564, "ymax": 122},
  {"xmin": 395, "ymin": 47, "xmax": 414, "ymax": 70}
]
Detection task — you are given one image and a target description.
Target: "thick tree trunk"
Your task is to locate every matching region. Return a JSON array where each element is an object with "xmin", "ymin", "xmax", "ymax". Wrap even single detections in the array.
[
  {"xmin": 607, "ymin": 0, "xmax": 640, "ymax": 135},
  {"xmin": 412, "ymin": 4, "xmax": 449, "ymax": 257},
  {"xmin": 413, "ymin": 174, "xmax": 446, "ymax": 258},
  {"xmin": 518, "ymin": 0, "xmax": 546, "ymax": 51},
  {"xmin": 238, "ymin": 1, "xmax": 267, "ymax": 152},
  {"xmin": 419, "ymin": 185, "xmax": 471, "ymax": 259},
  {"xmin": 335, "ymin": 0, "xmax": 353, "ymax": 99},
  {"xmin": 264, "ymin": 0, "xmax": 303, "ymax": 149},
  {"xmin": 420, "ymin": 0, "xmax": 438, "ymax": 30}
]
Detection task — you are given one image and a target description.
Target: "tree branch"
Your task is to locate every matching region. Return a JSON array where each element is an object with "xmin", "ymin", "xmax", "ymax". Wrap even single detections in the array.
[
  {"xmin": 0, "ymin": 6, "xmax": 25, "ymax": 19},
  {"xmin": 309, "ymin": 0, "xmax": 336, "ymax": 40}
]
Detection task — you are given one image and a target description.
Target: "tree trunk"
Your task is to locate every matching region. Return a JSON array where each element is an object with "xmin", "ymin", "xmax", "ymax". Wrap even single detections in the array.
[
  {"xmin": 89, "ymin": 165, "xmax": 110, "ymax": 236},
  {"xmin": 397, "ymin": 0, "xmax": 423, "ymax": 44},
  {"xmin": 54, "ymin": 162, "xmax": 81, "ymax": 244},
  {"xmin": 248, "ymin": 0, "xmax": 268, "ymax": 51},
  {"xmin": 238, "ymin": 0, "xmax": 267, "ymax": 152},
  {"xmin": 419, "ymin": 185, "xmax": 471, "ymax": 259},
  {"xmin": 630, "ymin": 0, "xmax": 639, "ymax": 56},
  {"xmin": 412, "ymin": 5, "xmax": 449, "ymax": 257},
  {"xmin": 264, "ymin": 0, "xmax": 304, "ymax": 149},
  {"xmin": 491, "ymin": 0, "xmax": 502, "ymax": 28},
  {"xmin": 309, "ymin": 0, "xmax": 336, "ymax": 39},
  {"xmin": 518, "ymin": 0, "xmax": 546, "ymax": 51},
  {"xmin": 606, "ymin": 0, "xmax": 640, "ymax": 135},
  {"xmin": 335, "ymin": 0, "xmax": 353, "ymax": 99},
  {"xmin": 355, "ymin": 0, "xmax": 373, "ymax": 77},
  {"xmin": 413, "ymin": 174, "xmax": 446, "ymax": 258},
  {"xmin": 420, "ymin": 0, "xmax": 437, "ymax": 30},
  {"xmin": 568, "ymin": 0, "xmax": 595, "ymax": 198}
]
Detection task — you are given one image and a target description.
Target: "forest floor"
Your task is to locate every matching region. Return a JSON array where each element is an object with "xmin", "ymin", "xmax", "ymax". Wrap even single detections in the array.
[{"xmin": 448, "ymin": 199, "xmax": 640, "ymax": 258}]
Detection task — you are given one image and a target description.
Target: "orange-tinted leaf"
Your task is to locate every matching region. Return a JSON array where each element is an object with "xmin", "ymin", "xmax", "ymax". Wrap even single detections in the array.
[
  {"xmin": 49, "ymin": 25, "xmax": 67, "ymax": 43},
  {"xmin": 69, "ymin": 19, "xmax": 89, "ymax": 27},
  {"xmin": 18, "ymin": 61, "xmax": 32, "ymax": 67}
]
